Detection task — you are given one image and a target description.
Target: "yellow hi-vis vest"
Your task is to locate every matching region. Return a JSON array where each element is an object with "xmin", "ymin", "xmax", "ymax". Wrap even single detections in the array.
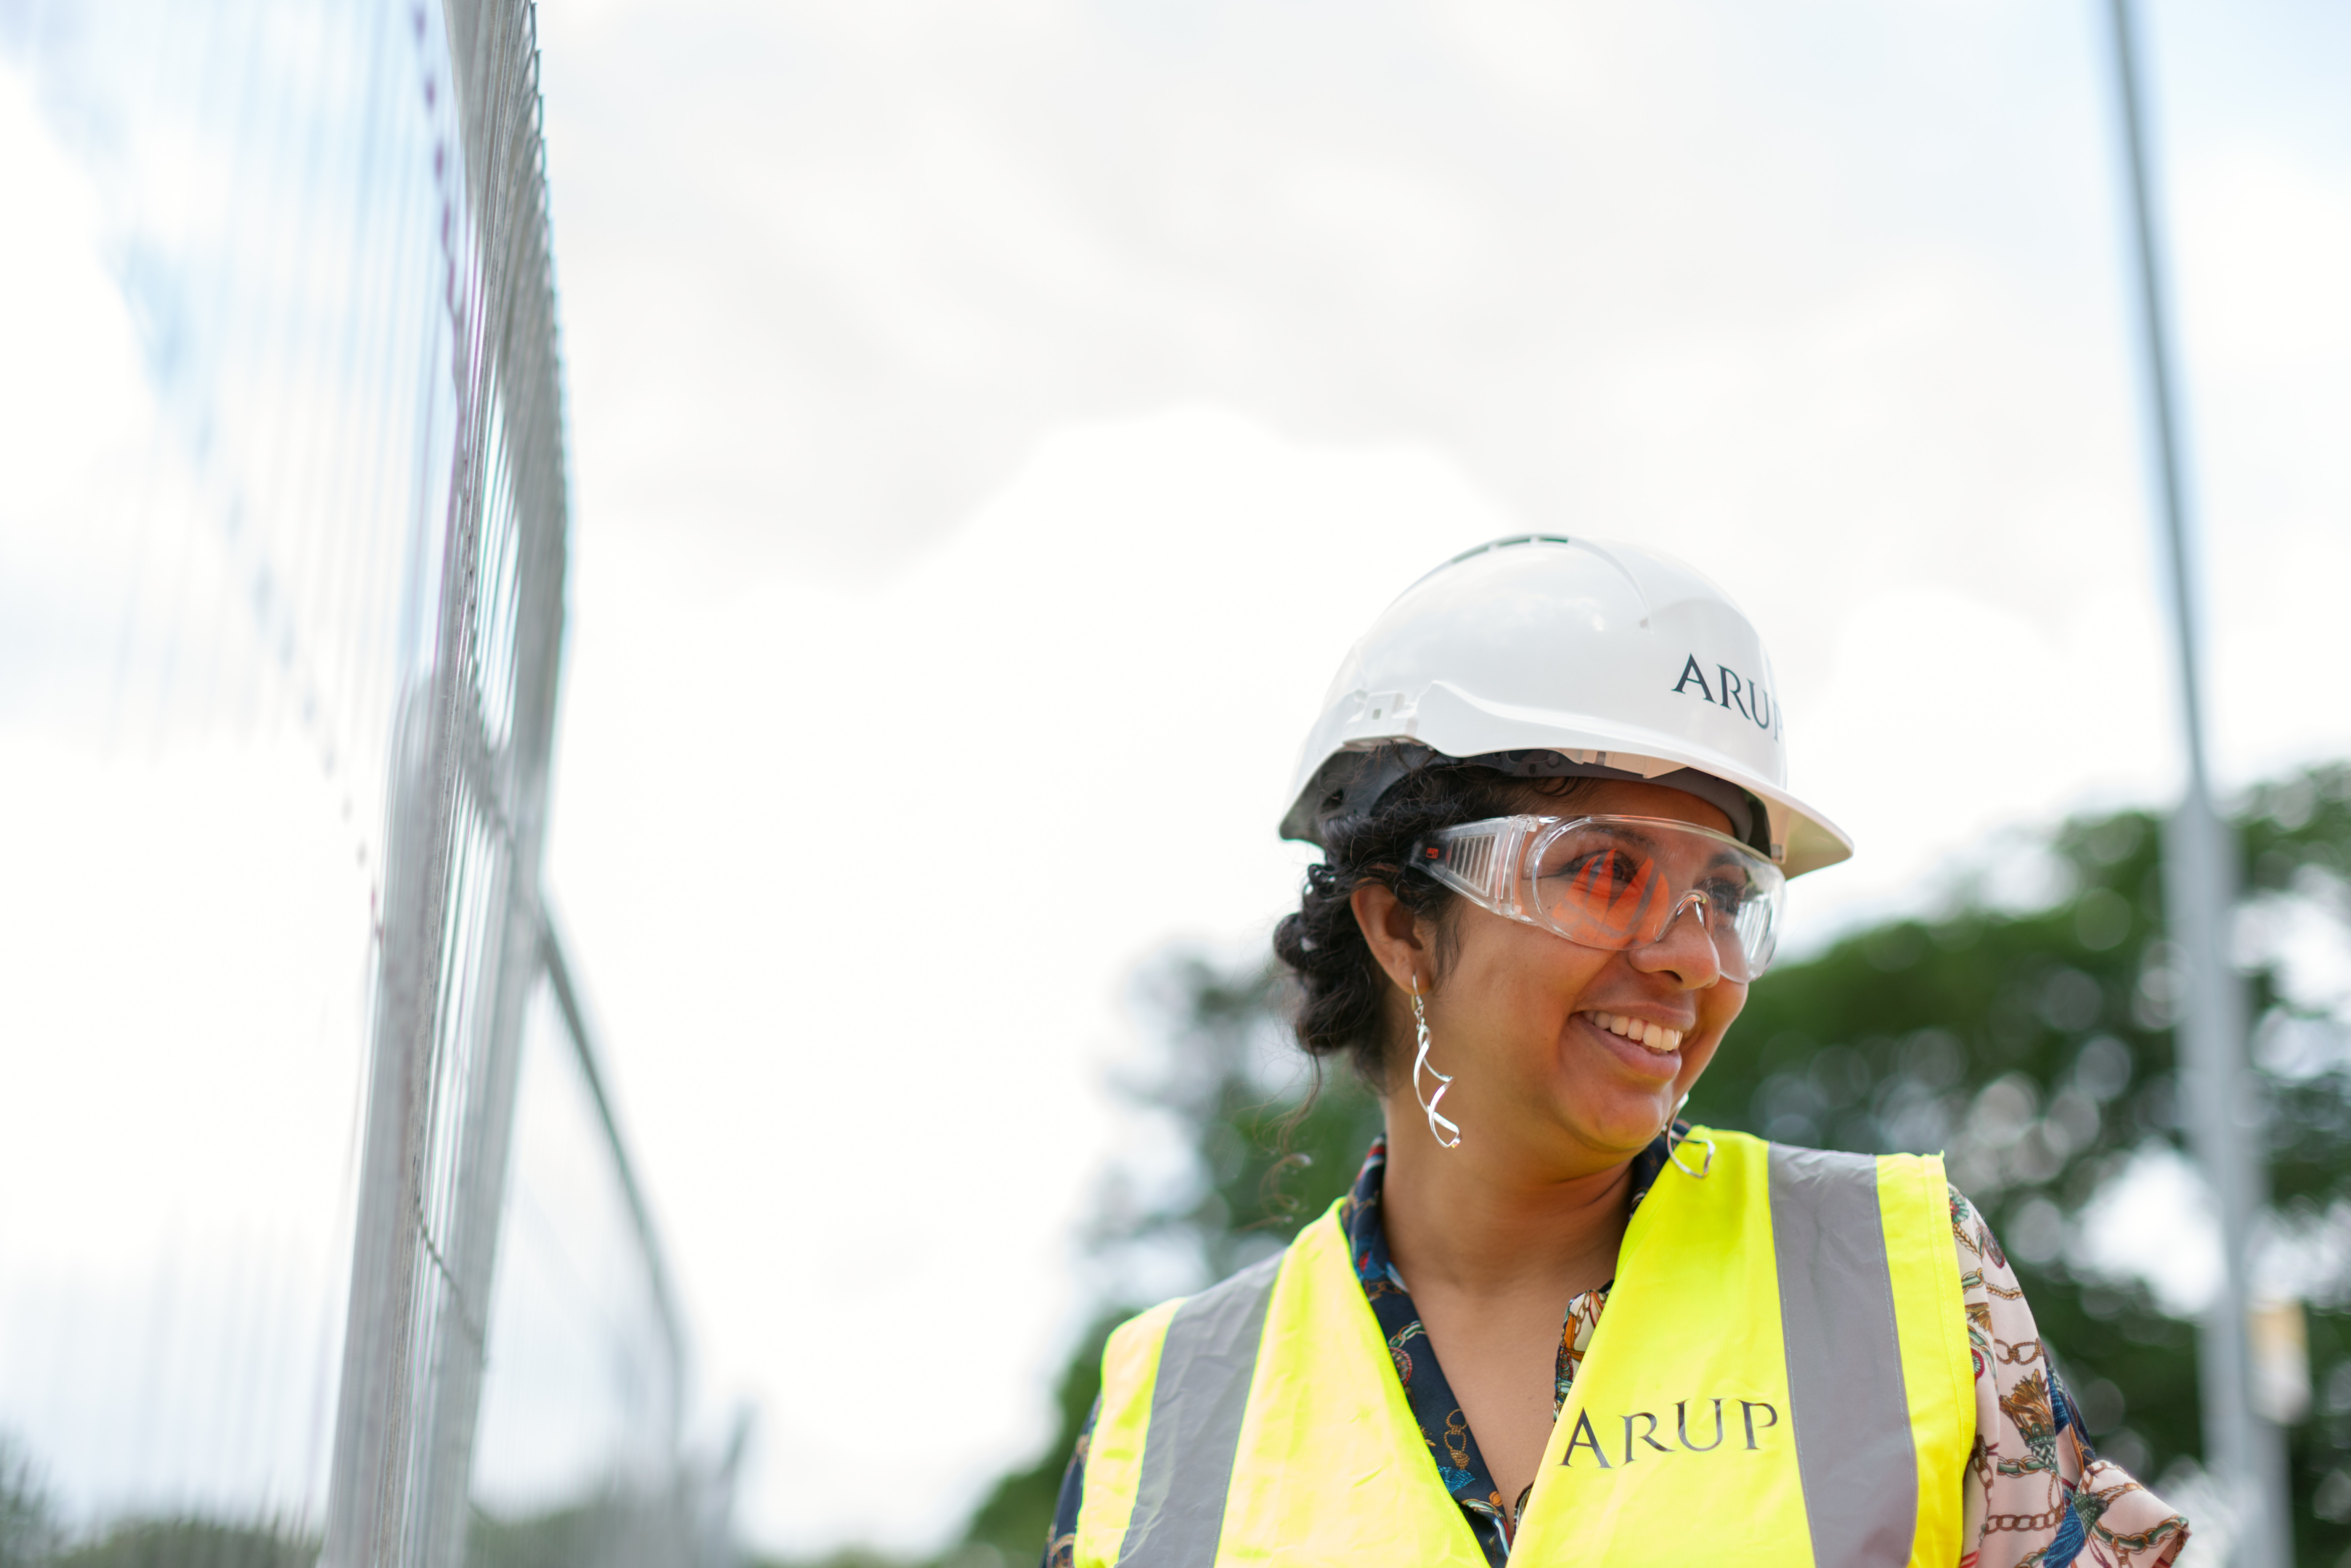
[{"xmin": 1075, "ymin": 1130, "xmax": 1975, "ymax": 1567}]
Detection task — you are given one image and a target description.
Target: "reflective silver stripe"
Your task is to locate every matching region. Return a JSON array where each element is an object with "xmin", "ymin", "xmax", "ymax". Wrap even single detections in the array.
[
  {"xmin": 1117, "ymin": 1251, "xmax": 1285, "ymax": 1568},
  {"xmin": 1769, "ymin": 1145, "xmax": 1919, "ymax": 1568}
]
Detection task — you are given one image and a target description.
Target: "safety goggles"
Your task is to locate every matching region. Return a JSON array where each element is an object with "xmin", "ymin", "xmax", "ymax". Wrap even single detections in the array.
[{"xmin": 1410, "ymin": 814, "xmax": 1785, "ymax": 981}]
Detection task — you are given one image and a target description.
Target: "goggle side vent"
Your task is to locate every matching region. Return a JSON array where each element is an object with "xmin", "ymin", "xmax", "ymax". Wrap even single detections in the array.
[{"xmin": 1449, "ymin": 836, "xmax": 1493, "ymax": 890}]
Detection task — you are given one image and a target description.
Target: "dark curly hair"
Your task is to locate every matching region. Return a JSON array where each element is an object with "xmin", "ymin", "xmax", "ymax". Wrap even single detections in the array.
[{"xmin": 1271, "ymin": 754, "xmax": 1592, "ymax": 1090}]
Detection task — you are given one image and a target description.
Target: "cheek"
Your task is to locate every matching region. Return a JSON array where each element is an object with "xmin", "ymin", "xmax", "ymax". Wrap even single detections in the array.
[{"xmin": 1451, "ymin": 926, "xmax": 1614, "ymax": 1030}]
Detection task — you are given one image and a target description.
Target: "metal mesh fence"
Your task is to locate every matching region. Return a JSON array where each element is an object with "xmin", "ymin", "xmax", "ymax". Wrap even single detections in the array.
[
  {"xmin": 0, "ymin": 1, "xmax": 722, "ymax": 1563},
  {"xmin": 468, "ymin": 929, "xmax": 738, "ymax": 1568},
  {"xmin": 317, "ymin": 1, "xmax": 571, "ymax": 1559}
]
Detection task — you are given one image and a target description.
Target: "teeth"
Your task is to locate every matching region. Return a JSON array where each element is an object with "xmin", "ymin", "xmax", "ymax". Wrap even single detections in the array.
[{"xmin": 1590, "ymin": 1011, "xmax": 1682, "ymax": 1053}]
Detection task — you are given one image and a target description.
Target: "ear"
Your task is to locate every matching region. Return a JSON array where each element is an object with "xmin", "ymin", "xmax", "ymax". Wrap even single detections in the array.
[{"xmin": 1349, "ymin": 881, "xmax": 1431, "ymax": 995}]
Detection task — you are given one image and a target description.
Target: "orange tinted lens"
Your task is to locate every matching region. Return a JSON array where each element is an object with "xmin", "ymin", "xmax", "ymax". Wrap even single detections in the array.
[
  {"xmin": 1540, "ymin": 841, "xmax": 1671, "ymax": 947},
  {"xmin": 1522, "ymin": 819, "xmax": 1780, "ymax": 971}
]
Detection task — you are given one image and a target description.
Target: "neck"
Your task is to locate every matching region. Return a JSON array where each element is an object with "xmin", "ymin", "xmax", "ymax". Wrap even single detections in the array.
[{"xmin": 1377, "ymin": 1106, "xmax": 1637, "ymax": 1301}]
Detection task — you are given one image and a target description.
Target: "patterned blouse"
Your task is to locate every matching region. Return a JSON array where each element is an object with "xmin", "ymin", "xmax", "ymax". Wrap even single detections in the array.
[{"xmin": 1044, "ymin": 1136, "xmax": 2191, "ymax": 1567}]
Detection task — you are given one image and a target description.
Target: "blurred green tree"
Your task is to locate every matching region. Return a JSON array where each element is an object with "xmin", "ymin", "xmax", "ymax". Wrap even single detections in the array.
[
  {"xmin": 465, "ymin": 1495, "xmax": 683, "ymax": 1568},
  {"xmin": 46, "ymin": 1518, "xmax": 310, "ymax": 1568},
  {"xmin": 0, "ymin": 1434, "xmax": 317, "ymax": 1568},
  {"xmin": 944, "ymin": 762, "xmax": 2351, "ymax": 1567},
  {"xmin": 953, "ymin": 956, "xmax": 1382, "ymax": 1564},
  {"xmin": 0, "ymin": 1437, "xmax": 59, "ymax": 1568}
]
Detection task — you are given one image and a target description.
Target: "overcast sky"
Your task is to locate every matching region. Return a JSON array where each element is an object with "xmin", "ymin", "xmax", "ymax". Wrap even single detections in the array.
[
  {"xmin": 5, "ymin": 0, "xmax": 2351, "ymax": 1556},
  {"xmin": 516, "ymin": 0, "xmax": 2351, "ymax": 1550}
]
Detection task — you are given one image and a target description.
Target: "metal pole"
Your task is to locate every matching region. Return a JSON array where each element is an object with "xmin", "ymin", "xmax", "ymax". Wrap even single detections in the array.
[
  {"xmin": 542, "ymin": 911, "xmax": 690, "ymax": 1449},
  {"xmin": 2101, "ymin": 3, "xmax": 2289, "ymax": 1561}
]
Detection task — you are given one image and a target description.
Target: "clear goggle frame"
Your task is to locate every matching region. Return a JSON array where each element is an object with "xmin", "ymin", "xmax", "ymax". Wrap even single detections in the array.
[{"xmin": 1410, "ymin": 814, "xmax": 1785, "ymax": 982}]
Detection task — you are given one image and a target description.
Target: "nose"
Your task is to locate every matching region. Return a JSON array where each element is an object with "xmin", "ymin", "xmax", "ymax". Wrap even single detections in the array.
[{"xmin": 1629, "ymin": 891, "xmax": 1726, "ymax": 987}]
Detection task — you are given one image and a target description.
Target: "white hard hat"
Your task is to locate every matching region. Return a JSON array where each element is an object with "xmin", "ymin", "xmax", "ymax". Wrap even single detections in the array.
[{"xmin": 1280, "ymin": 535, "xmax": 1852, "ymax": 877}]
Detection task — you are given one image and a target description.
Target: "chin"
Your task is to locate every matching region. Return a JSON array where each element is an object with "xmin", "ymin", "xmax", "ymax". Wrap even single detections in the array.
[{"xmin": 1566, "ymin": 1105, "xmax": 1674, "ymax": 1154}]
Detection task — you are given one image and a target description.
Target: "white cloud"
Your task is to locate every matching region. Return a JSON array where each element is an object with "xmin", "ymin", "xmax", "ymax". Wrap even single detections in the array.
[
  {"xmin": 2076, "ymin": 1141, "xmax": 2225, "ymax": 1318},
  {"xmin": 547, "ymin": 408, "xmax": 1519, "ymax": 1545},
  {"xmin": 0, "ymin": 735, "xmax": 372, "ymax": 1523},
  {"xmin": 526, "ymin": 1, "xmax": 2351, "ymax": 1551},
  {"xmin": 7, "ymin": 0, "xmax": 2351, "ymax": 1555}
]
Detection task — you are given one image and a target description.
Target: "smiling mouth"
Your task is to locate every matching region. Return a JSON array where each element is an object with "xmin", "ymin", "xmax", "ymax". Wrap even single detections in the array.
[{"xmin": 1587, "ymin": 1010, "xmax": 1684, "ymax": 1054}]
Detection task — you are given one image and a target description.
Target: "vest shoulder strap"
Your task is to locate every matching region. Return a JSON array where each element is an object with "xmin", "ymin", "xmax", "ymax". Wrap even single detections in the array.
[
  {"xmin": 1080, "ymin": 1251, "xmax": 1284, "ymax": 1567},
  {"xmin": 1769, "ymin": 1141, "xmax": 1934, "ymax": 1565},
  {"xmin": 1515, "ymin": 1132, "xmax": 1971, "ymax": 1568}
]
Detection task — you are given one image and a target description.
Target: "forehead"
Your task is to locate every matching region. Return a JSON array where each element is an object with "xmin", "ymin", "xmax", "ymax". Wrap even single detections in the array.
[{"xmin": 1541, "ymin": 777, "xmax": 1737, "ymax": 838}]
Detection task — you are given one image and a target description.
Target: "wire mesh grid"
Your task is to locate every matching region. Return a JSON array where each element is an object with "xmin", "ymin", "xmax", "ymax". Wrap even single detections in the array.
[{"xmin": 0, "ymin": 1, "xmax": 728, "ymax": 1564}]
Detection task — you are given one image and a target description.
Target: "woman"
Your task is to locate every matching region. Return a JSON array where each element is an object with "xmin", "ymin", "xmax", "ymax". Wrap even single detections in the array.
[{"xmin": 1047, "ymin": 537, "xmax": 2188, "ymax": 1567}]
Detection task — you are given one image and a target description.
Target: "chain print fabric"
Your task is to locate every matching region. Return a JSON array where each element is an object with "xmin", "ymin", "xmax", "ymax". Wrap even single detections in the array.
[
  {"xmin": 1043, "ymin": 1143, "xmax": 2189, "ymax": 1568},
  {"xmin": 1952, "ymin": 1192, "xmax": 2188, "ymax": 1568}
]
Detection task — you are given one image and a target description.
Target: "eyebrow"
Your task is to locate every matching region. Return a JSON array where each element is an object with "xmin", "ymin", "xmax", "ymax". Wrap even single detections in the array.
[{"xmin": 1597, "ymin": 828, "xmax": 1751, "ymax": 883}]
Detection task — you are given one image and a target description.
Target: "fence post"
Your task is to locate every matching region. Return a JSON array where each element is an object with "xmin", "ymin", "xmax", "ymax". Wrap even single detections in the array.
[{"xmin": 319, "ymin": 0, "xmax": 572, "ymax": 1561}]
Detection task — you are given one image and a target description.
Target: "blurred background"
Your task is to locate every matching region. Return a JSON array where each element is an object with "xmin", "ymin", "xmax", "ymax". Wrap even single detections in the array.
[{"xmin": 3, "ymin": 0, "xmax": 2350, "ymax": 1564}]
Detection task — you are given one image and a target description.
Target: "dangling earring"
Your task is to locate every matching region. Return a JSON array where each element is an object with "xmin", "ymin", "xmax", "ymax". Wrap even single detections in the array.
[
  {"xmin": 1409, "ymin": 976, "xmax": 1462, "ymax": 1149},
  {"xmin": 1665, "ymin": 1090, "xmax": 1714, "ymax": 1179}
]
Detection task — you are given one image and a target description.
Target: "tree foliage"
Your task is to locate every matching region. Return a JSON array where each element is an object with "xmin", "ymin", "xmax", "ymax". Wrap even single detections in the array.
[
  {"xmin": 952, "ymin": 956, "xmax": 1382, "ymax": 1564},
  {"xmin": 0, "ymin": 1440, "xmax": 58, "ymax": 1568},
  {"xmin": 47, "ymin": 1521, "xmax": 314, "ymax": 1568},
  {"xmin": 0, "ymin": 1437, "xmax": 317, "ymax": 1568}
]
